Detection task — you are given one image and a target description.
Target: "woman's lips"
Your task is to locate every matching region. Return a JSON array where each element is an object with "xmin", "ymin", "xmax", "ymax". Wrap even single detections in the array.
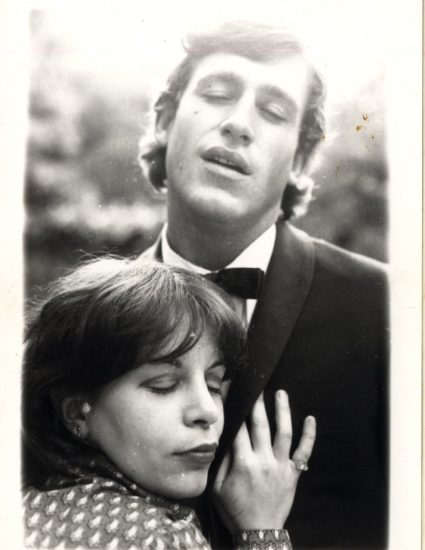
[{"xmin": 173, "ymin": 443, "xmax": 218, "ymax": 465}]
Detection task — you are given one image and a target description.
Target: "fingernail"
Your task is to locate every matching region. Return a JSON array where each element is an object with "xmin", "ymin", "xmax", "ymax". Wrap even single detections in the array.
[
  {"xmin": 277, "ymin": 389, "xmax": 287, "ymax": 400},
  {"xmin": 306, "ymin": 416, "xmax": 316, "ymax": 423}
]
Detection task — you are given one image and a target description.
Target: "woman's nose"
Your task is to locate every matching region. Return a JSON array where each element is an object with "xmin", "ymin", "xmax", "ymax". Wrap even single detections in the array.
[
  {"xmin": 220, "ymin": 97, "xmax": 255, "ymax": 145},
  {"xmin": 183, "ymin": 382, "xmax": 220, "ymax": 428}
]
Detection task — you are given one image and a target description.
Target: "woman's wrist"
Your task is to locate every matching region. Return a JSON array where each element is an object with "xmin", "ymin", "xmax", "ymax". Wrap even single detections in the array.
[{"xmin": 232, "ymin": 528, "xmax": 292, "ymax": 550}]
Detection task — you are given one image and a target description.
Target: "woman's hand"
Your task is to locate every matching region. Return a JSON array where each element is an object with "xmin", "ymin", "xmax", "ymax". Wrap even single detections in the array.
[{"xmin": 213, "ymin": 390, "xmax": 316, "ymax": 533}]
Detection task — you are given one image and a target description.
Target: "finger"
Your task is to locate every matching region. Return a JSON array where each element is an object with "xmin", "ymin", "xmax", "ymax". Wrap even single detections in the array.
[
  {"xmin": 214, "ymin": 451, "xmax": 231, "ymax": 491},
  {"xmin": 232, "ymin": 421, "xmax": 253, "ymax": 460},
  {"xmin": 291, "ymin": 416, "xmax": 316, "ymax": 465},
  {"xmin": 250, "ymin": 392, "xmax": 272, "ymax": 451},
  {"xmin": 273, "ymin": 389, "xmax": 293, "ymax": 461}
]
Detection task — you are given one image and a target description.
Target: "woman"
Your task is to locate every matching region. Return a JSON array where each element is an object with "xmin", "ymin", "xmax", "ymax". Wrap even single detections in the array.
[{"xmin": 22, "ymin": 258, "xmax": 315, "ymax": 549}]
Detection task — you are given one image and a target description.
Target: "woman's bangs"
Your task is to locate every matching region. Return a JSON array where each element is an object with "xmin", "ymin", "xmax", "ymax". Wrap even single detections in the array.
[{"xmin": 135, "ymin": 297, "xmax": 207, "ymax": 364}]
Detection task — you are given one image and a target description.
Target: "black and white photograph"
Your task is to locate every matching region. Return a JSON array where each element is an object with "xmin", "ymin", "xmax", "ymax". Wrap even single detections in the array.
[{"xmin": 0, "ymin": 1, "xmax": 421, "ymax": 548}]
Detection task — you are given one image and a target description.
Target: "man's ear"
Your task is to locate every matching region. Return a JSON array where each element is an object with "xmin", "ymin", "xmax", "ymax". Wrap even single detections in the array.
[
  {"xmin": 60, "ymin": 395, "xmax": 90, "ymax": 439},
  {"xmin": 154, "ymin": 94, "xmax": 178, "ymax": 146}
]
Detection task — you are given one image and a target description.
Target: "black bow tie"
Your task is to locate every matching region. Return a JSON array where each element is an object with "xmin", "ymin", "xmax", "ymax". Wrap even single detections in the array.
[{"xmin": 204, "ymin": 267, "xmax": 264, "ymax": 300}]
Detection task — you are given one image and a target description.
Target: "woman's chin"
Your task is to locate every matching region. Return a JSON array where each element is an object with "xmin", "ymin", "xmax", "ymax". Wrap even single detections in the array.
[{"xmin": 160, "ymin": 473, "xmax": 208, "ymax": 501}]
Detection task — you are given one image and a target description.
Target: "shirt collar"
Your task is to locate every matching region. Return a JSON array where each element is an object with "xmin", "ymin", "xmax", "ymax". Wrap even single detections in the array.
[{"xmin": 161, "ymin": 223, "xmax": 276, "ymax": 274}]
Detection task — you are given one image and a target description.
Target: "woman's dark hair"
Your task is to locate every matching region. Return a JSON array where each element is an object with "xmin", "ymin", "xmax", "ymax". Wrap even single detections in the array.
[
  {"xmin": 140, "ymin": 20, "xmax": 326, "ymax": 219},
  {"xmin": 22, "ymin": 258, "xmax": 246, "ymax": 485}
]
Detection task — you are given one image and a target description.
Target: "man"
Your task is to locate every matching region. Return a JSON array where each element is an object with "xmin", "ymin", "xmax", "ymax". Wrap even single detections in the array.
[{"xmin": 139, "ymin": 21, "xmax": 388, "ymax": 550}]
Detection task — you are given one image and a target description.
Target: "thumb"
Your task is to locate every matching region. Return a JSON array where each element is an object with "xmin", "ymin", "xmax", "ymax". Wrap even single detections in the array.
[{"xmin": 214, "ymin": 452, "xmax": 231, "ymax": 493}]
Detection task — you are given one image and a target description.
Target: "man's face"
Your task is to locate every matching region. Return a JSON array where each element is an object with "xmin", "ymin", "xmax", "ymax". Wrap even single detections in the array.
[{"xmin": 159, "ymin": 52, "xmax": 310, "ymax": 229}]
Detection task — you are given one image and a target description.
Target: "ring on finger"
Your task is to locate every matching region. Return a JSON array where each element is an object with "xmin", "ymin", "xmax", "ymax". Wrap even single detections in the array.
[{"xmin": 294, "ymin": 459, "xmax": 309, "ymax": 472}]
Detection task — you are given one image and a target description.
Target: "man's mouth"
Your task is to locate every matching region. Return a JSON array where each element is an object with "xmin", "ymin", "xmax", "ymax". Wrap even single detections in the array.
[{"xmin": 201, "ymin": 147, "xmax": 251, "ymax": 176}]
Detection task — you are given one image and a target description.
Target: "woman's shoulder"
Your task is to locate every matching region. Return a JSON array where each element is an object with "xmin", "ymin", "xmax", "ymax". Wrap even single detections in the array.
[{"xmin": 23, "ymin": 479, "xmax": 210, "ymax": 549}]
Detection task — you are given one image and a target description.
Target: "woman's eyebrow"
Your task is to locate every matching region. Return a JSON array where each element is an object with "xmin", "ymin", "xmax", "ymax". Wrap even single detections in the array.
[
  {"xmin": 169, "ymin": 358, "xmax": 225, "ymax": 370},
  {"xmin": 147, "ymin": 358, "xmax": 179, "ymax": 367},
  {"xmin": 135, "ymin": 359, "xmax": 179, "ymax": 372}
]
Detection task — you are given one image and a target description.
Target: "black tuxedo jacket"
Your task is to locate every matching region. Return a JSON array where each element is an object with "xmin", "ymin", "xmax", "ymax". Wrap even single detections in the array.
[{"xmin": 141, "ymin": 219, "xmax": 389, "ymax": 550}]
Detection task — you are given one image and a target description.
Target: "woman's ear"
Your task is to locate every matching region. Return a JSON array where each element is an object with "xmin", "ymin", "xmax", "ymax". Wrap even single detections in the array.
[
  {"xmin": 60, "ymin": 395, "xmax": 91, "ymax": 440},
  {"xmin": 154, "ymin": 94, "xmax": 178, "ymax": 146}
]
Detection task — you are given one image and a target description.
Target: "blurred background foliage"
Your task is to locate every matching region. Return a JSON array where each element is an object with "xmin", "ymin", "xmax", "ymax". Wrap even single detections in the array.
[{"xmin": 25, "ymin": 10, "xmax": 388, "ymax": 303}]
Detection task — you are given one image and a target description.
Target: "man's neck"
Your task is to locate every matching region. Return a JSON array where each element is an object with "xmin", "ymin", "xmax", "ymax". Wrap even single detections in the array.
[{"xmin": 166, "ymin": 212, "xmax": 277, "ymax": 271}]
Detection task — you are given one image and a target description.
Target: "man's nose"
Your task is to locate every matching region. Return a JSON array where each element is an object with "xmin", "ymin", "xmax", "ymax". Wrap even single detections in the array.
[
  {"xmin": 183, "ymin": 382, "xmax": 220, "ymax": 428},
  {"xmin": 220, "ymin": 96, "xmax": 255, "ymax": 145}
]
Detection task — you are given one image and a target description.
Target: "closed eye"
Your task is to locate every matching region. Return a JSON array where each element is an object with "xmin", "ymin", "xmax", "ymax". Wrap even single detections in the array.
[
  {"xmin": 196, "ymin": 74, "xmax": 239, "ymax": 103},
  {"xmin": 141, "ymin": 374, "xmax": 179, "ymax": 394},
  {"xmin": 259, "ymin": 104, "xmax": 290, "ymax": 123},
  {"xmin": 206, "ymin": 366, "xmax": 226, "ymax": 397},
  {"xmin": 201, "ymin": 90, "xmax": 233, "ymax": 102},
  {"xmin": 207, "ymin": 381, "xmax": 224, "ymax": 395},
  {"xmin": 148, "ymin": 386, "xmax": 178, "ymax": 395}
]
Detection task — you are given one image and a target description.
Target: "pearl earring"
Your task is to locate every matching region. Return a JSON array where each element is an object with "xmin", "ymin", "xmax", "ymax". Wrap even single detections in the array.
[{"xmin": 81, "ymin": 402, "xmax": 91, "ymax": 414}]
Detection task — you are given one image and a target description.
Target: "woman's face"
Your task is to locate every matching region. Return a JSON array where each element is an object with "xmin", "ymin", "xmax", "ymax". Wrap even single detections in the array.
[{"xmin": 85, "ymin": 329, "xmax": 226, "ymax": 500}]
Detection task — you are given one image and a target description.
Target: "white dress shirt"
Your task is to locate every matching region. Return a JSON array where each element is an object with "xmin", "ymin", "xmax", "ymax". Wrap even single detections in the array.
[{"xmin": 161, "ymin": 224, "xmax": 276, "ymax": 326}]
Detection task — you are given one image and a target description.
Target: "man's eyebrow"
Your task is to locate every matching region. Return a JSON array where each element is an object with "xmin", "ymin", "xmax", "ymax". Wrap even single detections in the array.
[
  {"xmin": 195, "ymin": 71, "xmax": 241, "ymax": 87},
  {"xmin": 195, "ymin": 73, "xmax": 299, "ymax": 113}
]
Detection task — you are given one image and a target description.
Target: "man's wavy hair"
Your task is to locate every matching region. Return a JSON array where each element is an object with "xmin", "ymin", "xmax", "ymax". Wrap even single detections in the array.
[{"xmin": 140, "ymin": 21, "xmax": 326, "ymax": 219}]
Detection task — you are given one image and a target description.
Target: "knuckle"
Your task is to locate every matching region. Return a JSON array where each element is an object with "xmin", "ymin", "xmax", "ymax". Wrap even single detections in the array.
[
  {"xmin": 259, "ymin": 457, "xmax": 275, "ymax": 474},
  {"xmin": 251, "ymin": 416, "xmax": 269, "ymax": 428},
  {"xmin": 235, "ymin": 452, "xmax": 246, "ymax": 464},
  {"xmin": 235, "ymin": 454, "xmax": 252, "ymax": 470}
]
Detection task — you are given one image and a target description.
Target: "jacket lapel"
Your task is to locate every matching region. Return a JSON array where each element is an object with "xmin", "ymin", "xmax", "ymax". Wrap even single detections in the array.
[
  {"xmin": 138, "ymin": 223, "xmax": 314, "ymax": 463},
  {"xmin": 216, "ymin": 220, "xmax": 315, "ymax": 461}
]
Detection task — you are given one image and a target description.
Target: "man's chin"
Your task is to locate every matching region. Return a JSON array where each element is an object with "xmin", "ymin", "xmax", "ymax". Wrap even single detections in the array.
[{"xmin": 188, "ymin": 193, "xmax": 251, "ymax": 227}]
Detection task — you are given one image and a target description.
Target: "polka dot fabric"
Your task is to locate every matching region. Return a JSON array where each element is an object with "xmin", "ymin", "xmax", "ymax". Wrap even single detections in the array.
[
  {"xmin": 23, "ymin": 477, "xmax": 210, "ymax": 549},
  {"xmin": 22, "ymin": 453, "xmax": 292, "ymax": 549}
]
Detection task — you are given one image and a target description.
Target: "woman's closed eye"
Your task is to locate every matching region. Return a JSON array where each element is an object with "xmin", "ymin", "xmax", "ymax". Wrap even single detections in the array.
[
  {"xmin": 138, "ymin": 361, "xmax": 227, "ymax": 396},
  {"xmin": 205, "ymin": 367, "xmax": 226, "ymax": 396},
  {"xmin": 207, "ymin": 380, "xmax": 224, "ymax": 396},
  {"xmin": 142, "ymin": 375, "xmax": 179, "ymax": 394}
]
